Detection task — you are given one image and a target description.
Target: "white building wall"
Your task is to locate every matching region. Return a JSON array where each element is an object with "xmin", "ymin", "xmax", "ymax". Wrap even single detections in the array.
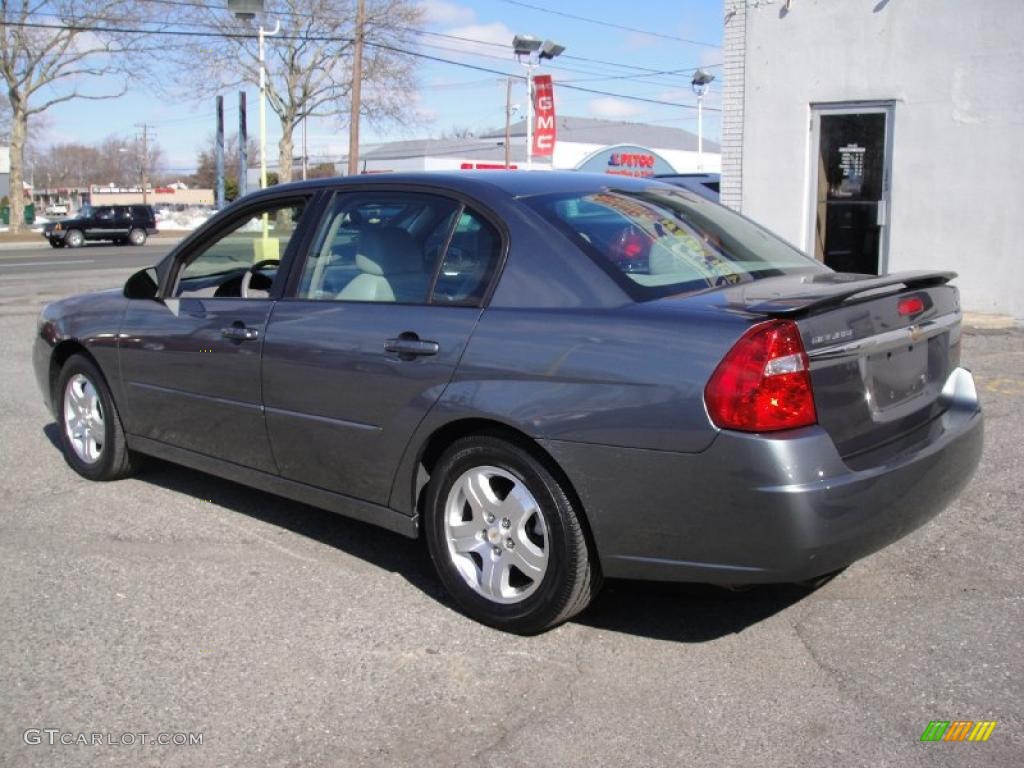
[{"xmin": 726, "ymin": 0, "xmax": 1024, "ymax": 320}]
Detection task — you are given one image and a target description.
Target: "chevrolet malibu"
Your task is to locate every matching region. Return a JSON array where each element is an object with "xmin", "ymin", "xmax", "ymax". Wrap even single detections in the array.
[{"xmin": 34, "ymin": 172, "xmax": 983, "ymax": 634}]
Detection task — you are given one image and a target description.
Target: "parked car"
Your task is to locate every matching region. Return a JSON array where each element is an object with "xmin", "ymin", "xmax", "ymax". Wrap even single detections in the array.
[
  {"xmin": 654, "ymin": 172, "xmax": 721, "ymax": 201},
  {"xmin": 33, "ymin": 172, "xmax": 982, "ymax": 634},
  {"xmin": 44, "ymin": 202, "xmax": 69, "ymax": 216},
  {"xmin": 42, "ymin": 204, "xmax": 157, "ymax": 248}
]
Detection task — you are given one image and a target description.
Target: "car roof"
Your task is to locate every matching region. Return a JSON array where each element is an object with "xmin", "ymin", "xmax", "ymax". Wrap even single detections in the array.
[{"xmin": 263, "ymin": 170, "xmax": 676, "ymax": 201}]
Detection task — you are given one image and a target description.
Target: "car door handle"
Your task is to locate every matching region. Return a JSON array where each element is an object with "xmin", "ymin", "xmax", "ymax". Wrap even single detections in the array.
[
  {"xmin": 384, "ymin": 336, "xmax": 439, "ymax": 358},
  {"xmin": 221, "ymin": 325, "xmax": 260, "ymax": 341}
]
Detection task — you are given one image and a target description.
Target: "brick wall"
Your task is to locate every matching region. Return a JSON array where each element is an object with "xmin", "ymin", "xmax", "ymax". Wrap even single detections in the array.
[{"xmin": 720, "ymin": 1, "xmax": 747, "ymax": 212}]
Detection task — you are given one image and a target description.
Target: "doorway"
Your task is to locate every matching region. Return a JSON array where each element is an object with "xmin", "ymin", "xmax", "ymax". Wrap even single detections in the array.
[{"xmin": 808, "ymin": 103, "xmax": 893, "ymax": 275}]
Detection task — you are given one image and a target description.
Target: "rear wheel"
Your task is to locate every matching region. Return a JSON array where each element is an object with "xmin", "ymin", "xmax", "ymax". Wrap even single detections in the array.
[
  {"xmin": 64, "ymin": 229, "xmax": 84, "ymax": 248},
  {"xmin": 424, "ymin": 435, "xmax": 600, "ymax": 634},
  {"xmin": 128, "ymin": 228, "xmax": 147, "ymax": 246},
  {"xmin": 56, "ymin": 355, "xmax": 140, "ymax": 481}
]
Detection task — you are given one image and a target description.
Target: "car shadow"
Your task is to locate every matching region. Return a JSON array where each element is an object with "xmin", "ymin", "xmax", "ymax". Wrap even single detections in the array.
[{"xmin": 42, "ymin": 424, "xmax": 811, "ymax": 642}]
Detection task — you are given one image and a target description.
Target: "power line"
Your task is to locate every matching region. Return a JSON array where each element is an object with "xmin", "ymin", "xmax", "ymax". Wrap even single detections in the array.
[
  {"xmin": 4, "ymin": 19, "xmax": 720, "ymax": 111},
  {"xmin": 494, "ymin": 0, "xmax": 720, "ymax": 47},
  {"xmin": 130, "ymin": 0, "xmax": 718, "ymax": 80}
]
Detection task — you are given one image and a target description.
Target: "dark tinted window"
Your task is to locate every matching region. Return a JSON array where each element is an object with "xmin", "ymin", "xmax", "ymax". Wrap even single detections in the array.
[
  {"xmin": 526, "ymin": 188, "xmax": 822, "ymax": 300},
  {"xmin": 94, "ymin": 207, "xmax": 114, "ymax": 220},
  {"xmin": 432, "ymin": 210, "xmax": 502, "ymax": 305}
]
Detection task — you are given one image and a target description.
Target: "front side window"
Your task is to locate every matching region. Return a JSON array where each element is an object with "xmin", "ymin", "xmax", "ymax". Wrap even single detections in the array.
[
  {"xmin": 174, "ymin": 200, "xmax": 307, "ymax": 299},
  {"xmin": 295, "ymin": 193, "xmax": 502, "ymax": 305},
  {"xmin": 526, "ymin": 188, "xmax": 824, "ymax": 300}
]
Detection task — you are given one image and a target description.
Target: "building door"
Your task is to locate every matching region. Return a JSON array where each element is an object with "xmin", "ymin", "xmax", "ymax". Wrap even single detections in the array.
[{"xmin": 809, "ymin": 104, "xmax": 893, "ymax": 274}]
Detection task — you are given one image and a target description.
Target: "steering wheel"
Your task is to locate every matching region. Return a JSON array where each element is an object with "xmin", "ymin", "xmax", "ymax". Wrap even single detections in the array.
[{"xmin": 240, "ymin": 259, "xmax": 280, "ymax": 298}]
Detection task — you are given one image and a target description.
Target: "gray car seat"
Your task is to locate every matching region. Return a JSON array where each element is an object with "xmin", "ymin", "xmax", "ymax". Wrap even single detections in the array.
[{"xmin": 337, "ymin": 227, "xmax": 428, "ymax": 302}]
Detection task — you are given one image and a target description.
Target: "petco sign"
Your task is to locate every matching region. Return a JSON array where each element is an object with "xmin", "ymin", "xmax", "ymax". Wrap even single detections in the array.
[{"xmin": 575, "ymin": 144, "xmax": 676, "ymax": 177}]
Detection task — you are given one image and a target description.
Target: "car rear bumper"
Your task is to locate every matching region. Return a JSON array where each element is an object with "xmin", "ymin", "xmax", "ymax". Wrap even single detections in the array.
[{"xmin": 540, "ymin": 367, "xmax": 983, "ymax": 584}]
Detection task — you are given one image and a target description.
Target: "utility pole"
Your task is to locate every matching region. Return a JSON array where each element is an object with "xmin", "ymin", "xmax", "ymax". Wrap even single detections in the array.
[
  {"xmin": 135, "ymin": 123, "xmax": 151, "ymax": 204},
  {"xmin": 504, "ymin": 77, "xmax": 513, "ymax": 169},
  {"xmin": 215, "ymin": 96, "xmax": 225, "ymax": 209},
  {"xmin": 302, "ymin": 115, "xmax": 308, "ymax": 180},
  {"xmin": 238, "ymin": 91, "xmax": 248, "ymax": 198},
  {"xmin": 347, "ymin": 0, "xmax": 365, "ymax": 176}
]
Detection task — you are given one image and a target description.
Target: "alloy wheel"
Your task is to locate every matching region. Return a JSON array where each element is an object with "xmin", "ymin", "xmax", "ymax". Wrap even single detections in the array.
[
  {"xmin": 64, "ymin": 373, "xmax": 105, "ymax": 464},
  {"xmin": 443, "ymin": 466, "xmax": 549, "ymax": 604}
]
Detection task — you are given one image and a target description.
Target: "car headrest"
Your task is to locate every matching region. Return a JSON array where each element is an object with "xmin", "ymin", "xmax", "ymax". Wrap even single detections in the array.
[{"xmin": 355, "ymin": 228, "xmax": 422, "ymax": 276}]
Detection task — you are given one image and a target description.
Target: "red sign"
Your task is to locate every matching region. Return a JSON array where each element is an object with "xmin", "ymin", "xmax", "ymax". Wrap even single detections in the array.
[
  {"xmin": 459, "ymin": 163, "xmax": 519, "ymax": 170},
  {"xmin": 531, "ymin": 75, "xmax": 556, "ymax": 157}
]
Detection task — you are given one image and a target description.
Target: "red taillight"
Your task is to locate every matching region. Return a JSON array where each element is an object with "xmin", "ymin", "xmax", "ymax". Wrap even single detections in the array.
[
  {"xmin": 704, "ymin": 320, "xmax": 817, "ymax": 432},
  {"xmin": 615, "ymin": 230, "xmax": 650, "ymax": 260},
  {"xmin": 898, "ymin": 296, "xmax": 925, "ymax": 316}
]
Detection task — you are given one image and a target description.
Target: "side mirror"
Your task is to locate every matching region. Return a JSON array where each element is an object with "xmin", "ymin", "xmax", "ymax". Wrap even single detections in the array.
[{"xmin": 124, "ymin": 267, "xmax": 159, "ymax": 300}]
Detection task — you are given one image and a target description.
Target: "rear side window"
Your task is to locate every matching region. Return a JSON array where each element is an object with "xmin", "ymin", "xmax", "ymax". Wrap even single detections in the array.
[
  {"xmin": 526, "ymin": 188, "xmax": 822, "ymax": 300},
  {"xmin": 433, "ymin": 210, "xmax": 501, "ymax": 305},
  {"xmin": 294, "ymin": 192, "xmax": 501, "ymax": 306}
]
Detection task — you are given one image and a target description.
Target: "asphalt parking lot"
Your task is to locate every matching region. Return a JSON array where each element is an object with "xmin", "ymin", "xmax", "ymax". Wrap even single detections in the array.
[{"xmin": 1, "ymin": 249, "xmax": 1021, "ymax": 767}]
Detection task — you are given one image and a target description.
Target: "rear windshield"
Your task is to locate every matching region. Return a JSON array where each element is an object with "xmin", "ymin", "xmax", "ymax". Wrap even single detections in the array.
[{"xmin": 525, "ymin": 187, "xmax": 824, "ymax": 300}]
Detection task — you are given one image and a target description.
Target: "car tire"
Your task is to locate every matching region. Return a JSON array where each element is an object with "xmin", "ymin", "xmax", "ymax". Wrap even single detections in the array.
[
  {"xmin": 64, "ymin": 229, "xmax": 84, "ymax": 248},
  {"xmin": 128, "ymin": 228, "xmax": 147, "ymax": 246},
  {"xmin": 424, "ymin": 435, "xmax": 600, "ymax": 634},
  {"xmin": 55, "ymin": 354, "xmax": 141, "ymax": 481}
]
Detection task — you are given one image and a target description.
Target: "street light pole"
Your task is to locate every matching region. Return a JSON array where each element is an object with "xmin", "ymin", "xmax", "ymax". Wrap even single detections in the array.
[
  {"xmin": 524, "ymin": 60, "xmax": 535, "ymax": 170},
  {"xmin": 258, "ymin": 18, "xmax": 281, "ymax": 190},
  {"xmin": 512, "ymin": 35, "xmax": 564, "ymax": 172},
  {"xmin": 691, "ymin": 68, "xmax": 715, "ymax": 172}
]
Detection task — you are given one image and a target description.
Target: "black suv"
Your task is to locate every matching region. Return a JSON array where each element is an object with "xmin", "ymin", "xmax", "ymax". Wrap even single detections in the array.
[{"xmin": 43, "ymin": 204, "xmax": 158, "ymax": 248}]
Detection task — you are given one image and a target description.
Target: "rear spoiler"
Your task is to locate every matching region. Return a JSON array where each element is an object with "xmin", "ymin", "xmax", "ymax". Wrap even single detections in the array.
[{"xmin": 739, "ymin": 270, "xmax": 957, "ymax": 316}]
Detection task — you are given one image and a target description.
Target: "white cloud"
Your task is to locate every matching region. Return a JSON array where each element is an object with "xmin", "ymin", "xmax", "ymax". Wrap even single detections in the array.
[
  {"xmin": 444, "ymin": 21, "xmax": 515, "ymax": 53},
  {"xmin": 420, "ymin": 0, "xmax": 476, "ymax": 26},
  {"xmin": 588, "ymin": 97, "xmax": 645, "ymax": 120}
]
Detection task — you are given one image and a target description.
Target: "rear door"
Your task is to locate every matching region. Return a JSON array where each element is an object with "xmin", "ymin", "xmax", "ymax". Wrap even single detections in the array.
[
  {"xmin": 262, "ymin": 189, "xmax": 504, "ymax": 505},
  {"xmin": 118, "ymin": 196, "xmax": 313, "ymax": 472}
]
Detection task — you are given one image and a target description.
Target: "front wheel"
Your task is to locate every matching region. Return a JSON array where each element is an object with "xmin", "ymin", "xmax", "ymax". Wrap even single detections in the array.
[
  {"xmin": 128, "ymin": 228, "xmax": 147, "ymax": 246},
  {"xmin": 56, "ymin": 355, "xmax": 140, "ymax": 481},
  {"xmin": 64, "ymin": 229, "xmax": 84, "ymax": 248},
  {"xmin": 424, "ymin": 435, "xmax": 600, "ymax": 634}
]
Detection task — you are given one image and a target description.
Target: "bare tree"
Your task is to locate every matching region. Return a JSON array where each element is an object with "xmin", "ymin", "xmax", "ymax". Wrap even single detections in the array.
[
  {"xmin": 31, "ymin": 133, "xmax": 162, "ymax": 191},
  {"xmin": 0, "ymin": 1, "xmax": 149, "ymax": 230},
  {"xmin": 0, "ymin": 90, "xmax": 10, "ymax": 140},
  {"xmin": 172, "ymin": 0, "xmax": 421, "ymax": 186}
]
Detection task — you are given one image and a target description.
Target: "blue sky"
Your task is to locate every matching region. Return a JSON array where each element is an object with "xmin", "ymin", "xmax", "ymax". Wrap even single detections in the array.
[{"xmin": 34, "ymin": 0, "xmax": 724, "ymax": 178}]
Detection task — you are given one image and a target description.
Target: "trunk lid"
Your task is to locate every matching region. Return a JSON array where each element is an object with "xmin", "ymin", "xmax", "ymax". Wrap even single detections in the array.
[{"xmin": 702, "ymin": 270, "xmax": 963, "ymax": 460}]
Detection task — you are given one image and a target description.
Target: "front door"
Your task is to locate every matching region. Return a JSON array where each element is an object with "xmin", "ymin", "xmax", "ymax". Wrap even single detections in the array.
[
  {"xmin": 117, "ymin": 197, "xmax": 312, "ymax": 472},
  {"xmin": 809, "ymin": 104, "xmax": 893, "ymax": 274},
  {"xmin": 261, "ymin": 189, "xmax": 504, "ymax": 506}
]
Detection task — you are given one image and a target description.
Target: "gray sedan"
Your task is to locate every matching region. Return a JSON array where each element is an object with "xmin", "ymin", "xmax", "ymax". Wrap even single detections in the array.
[{"xmin": 33, "ymin": 172, "xmax": 982, "ymax": 633}]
